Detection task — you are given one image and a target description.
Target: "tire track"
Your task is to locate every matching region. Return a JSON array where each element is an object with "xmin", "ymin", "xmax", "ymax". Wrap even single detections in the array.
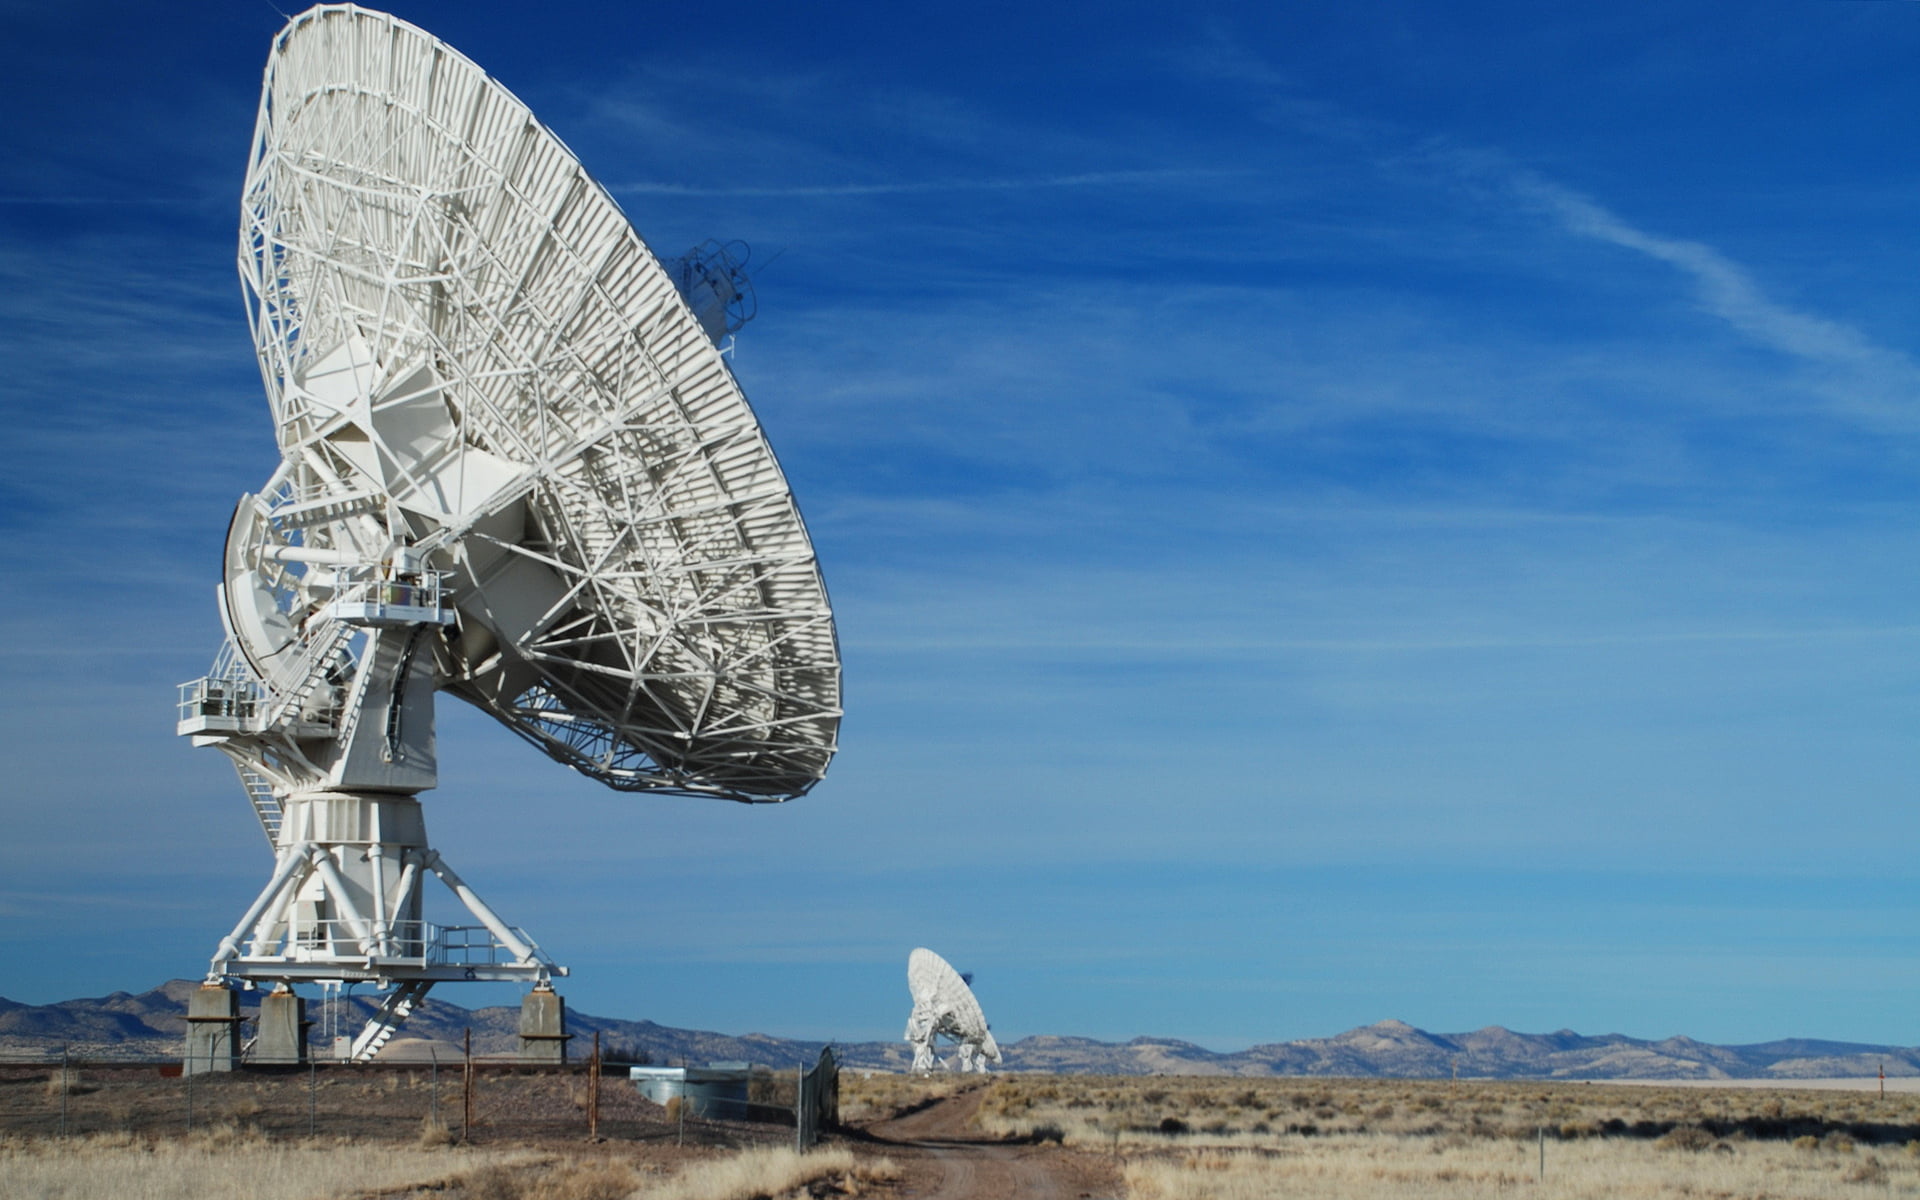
[{"xmin": 868, "ymin": 1087, "xmax": 1069, "ymax": 1200}]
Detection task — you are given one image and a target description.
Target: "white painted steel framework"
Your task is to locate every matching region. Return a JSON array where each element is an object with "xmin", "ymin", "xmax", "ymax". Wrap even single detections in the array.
[
  {"xmin": 904, "ymin": 948, "xmax": 1001, "ymax": 1074},
  {"xmin": 179, "ymin": 4, "xmax": 842, "ymax": 1059}
]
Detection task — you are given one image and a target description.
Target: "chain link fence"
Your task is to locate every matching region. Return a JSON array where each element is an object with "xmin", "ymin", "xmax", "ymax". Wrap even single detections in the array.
[{"xmin": 0, "ymin": 1045, "xmax": 834, "ymax": 1149}]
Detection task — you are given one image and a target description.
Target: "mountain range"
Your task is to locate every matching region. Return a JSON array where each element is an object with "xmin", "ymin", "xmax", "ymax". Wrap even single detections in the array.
[{"xmin": 3, "ymin": 982, "xmax": 1914, "ymax": 1080}]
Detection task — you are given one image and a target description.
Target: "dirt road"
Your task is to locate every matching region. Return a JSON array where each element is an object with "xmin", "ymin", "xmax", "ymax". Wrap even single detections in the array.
[{"xmin": 865, "ymin": 1086, "xmax": 1119, "ymax": 1200}]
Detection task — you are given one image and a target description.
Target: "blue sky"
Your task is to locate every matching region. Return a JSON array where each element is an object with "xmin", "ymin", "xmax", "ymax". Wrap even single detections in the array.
[{"xmin": 1, "ymin": 0, "xmax": 1914, "ymax": 1051}]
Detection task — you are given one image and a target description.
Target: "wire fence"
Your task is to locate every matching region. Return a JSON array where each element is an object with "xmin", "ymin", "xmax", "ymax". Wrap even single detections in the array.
[{"xmin": 0, "ymin": 1043, "xmax": 830, "ymax": 1149}]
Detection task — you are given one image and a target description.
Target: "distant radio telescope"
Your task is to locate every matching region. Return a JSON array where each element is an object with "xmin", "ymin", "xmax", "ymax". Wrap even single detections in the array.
[
  {"xmin": 905, "ymin": 948, "xmax": 1002, "ymax": 1073},
  {"xmin": 175, "ymin": 3, "xmax": 840, "ymax": 1064}
]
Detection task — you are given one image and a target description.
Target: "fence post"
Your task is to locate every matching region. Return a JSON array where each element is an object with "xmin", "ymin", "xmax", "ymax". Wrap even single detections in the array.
[
  {"xmin": 462, "ymin": 1028, "xmax": 474, "ymax": 1144},
  {"xmin": 589, "ymin": 1031, "xmax": 601, "ymax": 1141},
  {"xmin": 309, "ymin": 1061, "xmax": 317, "ymax": 1138},
  {"xmin": 430, "ymin": 1048, "xmax": 440, "ymax": 1130},
  {"xmin": 58, "ymin": 1046, "xmax": 69, "ymax": 1136},
  {"xmin": 186, "ymin": 1051, "xmax": 195, "ymax": 1132}
]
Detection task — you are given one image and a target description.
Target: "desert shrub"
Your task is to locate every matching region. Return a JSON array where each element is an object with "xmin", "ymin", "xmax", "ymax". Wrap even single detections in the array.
[
  {"xmin": 650, "ymin": 1146, "xmax": 860, "ymax": 1200},
  {"xmin": 419, "ymin": 1115, "xmax": 453, "ymax": 1148},
  {"xmin": 1822, "ymin": 1131, "xmax": 1857, "ymax": 1154},
  {"xmin": 1794, "ymin": 1135, "xmax": 1821, "ymax": 1151},
  {"xmin": 185, "ymin": 1121, "xmax": 266, "ymax": 1150},
  {"xmin": 1656, "ymin": 1125, "xmax": 1715, "ymax": 1152},
  {"xmin": 44, "ymin": 1068, "xmax": 96, "ymax": 1099},
  {"xmin": 457, "ymin": 1164, "xmax": 525, "ymax": 1200},
  {"xmin": 1844, "ymin": 1158, "xmax": 1888, "ymax": 1184},
  {"xmin": 747, "ymin": 1068, "xmax": 795, "ymax": 1109},
  {"xmin": 528, "ymin": 1161, "xmax": 635, "ymax": 1200}
]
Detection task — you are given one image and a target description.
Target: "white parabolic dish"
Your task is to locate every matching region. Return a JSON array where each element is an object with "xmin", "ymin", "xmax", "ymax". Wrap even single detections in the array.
[
  {"xmin": 227, "ymin": 3, "xmax": 841, "ymax": 800},
  {"xmin": 905, "ymin": 948, "xmax": 1002, "ymax": 1072},
  {"xmin": 179, "ymin": 4, "xmax": 843, "ymax": 1062}
]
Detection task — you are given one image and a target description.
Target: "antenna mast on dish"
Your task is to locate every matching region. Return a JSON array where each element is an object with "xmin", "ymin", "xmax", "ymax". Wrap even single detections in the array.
[{"xmin": 176, "ymin": 4, "xmax": 840, "ymax": 1068}]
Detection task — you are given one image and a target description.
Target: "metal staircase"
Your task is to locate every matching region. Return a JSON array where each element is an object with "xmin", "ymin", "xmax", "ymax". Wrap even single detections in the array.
[
  {"xmin": 349, "ymin": 980, "xmax": 432, "ymax": 1062},
  {"xmin": 233, "ymin": 763, "xmax": 283, "ymax": 846},
  {"xmin": 330, "ymin": 624, "xmax": 409, "ymax": 759},
  {"xmin": 261, "ymin": 619, "xmax": 355, "ymax": 729}
]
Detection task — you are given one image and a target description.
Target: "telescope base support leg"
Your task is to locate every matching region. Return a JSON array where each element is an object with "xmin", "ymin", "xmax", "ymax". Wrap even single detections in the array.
[
  {"xmin": 519, "ymin": 984, "xmax": 569, "ymax": 1063},
  {"xmin": 254, "ymin": 986, "xmax": 309, "ymax": 1064},
  {"xmin": 184, "ymin": 983, "xmax": 242, "ymax": 1075}
]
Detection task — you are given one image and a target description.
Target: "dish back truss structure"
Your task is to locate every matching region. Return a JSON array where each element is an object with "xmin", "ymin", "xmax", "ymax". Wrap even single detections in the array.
[
  {"xmin": 904, "ymin": 948, "xmax": 1002, "ymax": 1073},
  {"xmin": 177, "ymin": 3, "xmax": 840, "ymax": 1063}
]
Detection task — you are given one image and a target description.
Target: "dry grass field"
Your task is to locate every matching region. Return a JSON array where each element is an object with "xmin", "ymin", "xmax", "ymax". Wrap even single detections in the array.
[
  {"xmin": 0, "ymin": 1130, "xmax": 533, "ymax": 1200},
  {"xmin": 0, "ymin": 1132, "xmax": 896, "ymax": 1200},
  {"xmin": 12, "ymin": 1066, "xmax": 1920, "ymax": 1198},
  {"xmin": 933, "ymin": 1073, "xmax": 1920, "ymax": 1199},
  {"xmin": 0, "ymin": 1064, "xmax": 896, "ymax": 1200},
  {"xmin": 835, "ymin": 1069, "xmax": 974, "ymax": 1126}
]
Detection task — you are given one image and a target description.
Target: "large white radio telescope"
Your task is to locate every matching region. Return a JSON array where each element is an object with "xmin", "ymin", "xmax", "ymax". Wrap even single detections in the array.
[
  {"xmin": 904, "ymin": 948, "xmax": 1002, "ymax": 1073},
  {"xmin": 177, "ymin": 4, "xmax": 840, "ymax": 1062}
]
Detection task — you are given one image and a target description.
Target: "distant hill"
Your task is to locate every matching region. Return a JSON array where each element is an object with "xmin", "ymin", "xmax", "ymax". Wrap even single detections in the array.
[{"xmin": 3, "ymin": 982, "xmax": 1914, "ymax": 1080}]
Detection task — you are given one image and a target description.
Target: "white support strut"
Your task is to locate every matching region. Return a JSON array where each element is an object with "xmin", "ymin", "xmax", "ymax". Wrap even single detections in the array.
[
  {"xmin": 211, "ymin": 842, "xmax": 313, "ymax": 972},
  {"xmin": 423, "ymin": 852, "xmax": 539, "ymax": 967}
]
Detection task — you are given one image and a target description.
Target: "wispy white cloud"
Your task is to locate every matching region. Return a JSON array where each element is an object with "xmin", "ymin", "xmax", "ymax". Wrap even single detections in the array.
[
  {"xmin": 1170, "ymin": 29, "xmax": 1920, "ymax": 433},
  {"xmin": 1498, "ymin": 169, "xmax": 1920, "ymax": 428}
]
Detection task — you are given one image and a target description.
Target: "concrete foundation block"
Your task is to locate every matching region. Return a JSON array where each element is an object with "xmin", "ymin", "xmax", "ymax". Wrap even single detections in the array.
[
  {"xmin": 184, "ymin": 983, "xmax": 242, "ymax": 1075},
  {"xmin": 254, "ymin": 988, "xmax": 309, "ymax": 1064},
  {"xmin": 519, "ymin": 986, "xmax": 570, "ymax": 1062}
]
